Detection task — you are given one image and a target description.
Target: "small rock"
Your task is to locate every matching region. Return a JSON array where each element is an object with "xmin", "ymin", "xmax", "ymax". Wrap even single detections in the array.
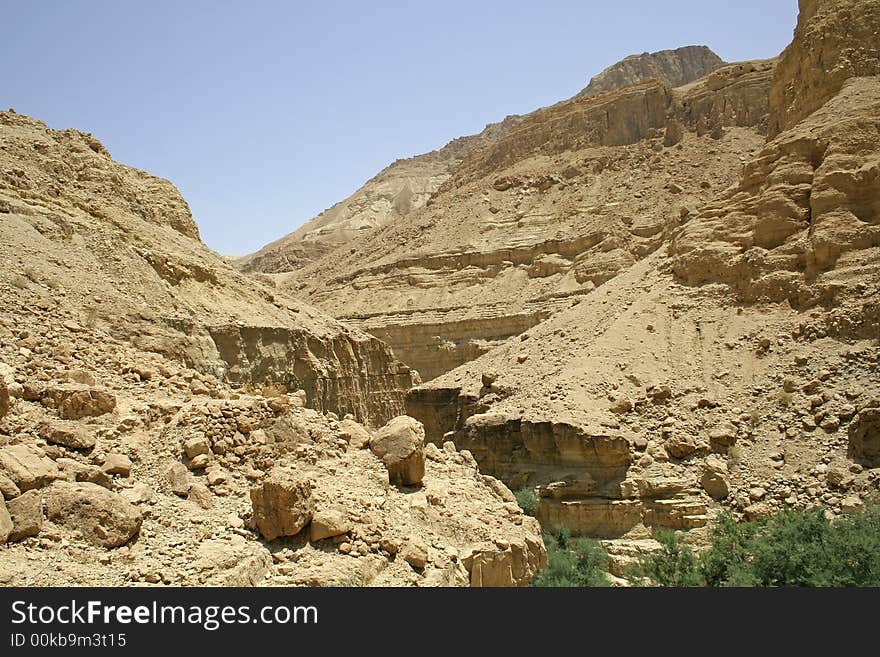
[
  {"xmin": 183, "ymin": 436, "xmax": 211, "ymax": 459},
  {"xmin": 310, "ymin": 509, "xmax": 351, "ymax": 542},
  {"xmin": 188, "ymin": 482, "xmax": 213, "ymax": 509},
  {"xmin": 400, "ymin": 536, "xmax": 428, "ymax": 569},
  {"xmin": 101, "ymin": 453, "xmax": 132, "ymax": 477}
]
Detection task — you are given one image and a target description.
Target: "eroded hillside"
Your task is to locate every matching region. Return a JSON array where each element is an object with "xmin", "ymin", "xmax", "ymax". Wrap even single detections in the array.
[{"xmin": 0, "ymin": 111, "xmax": 544, "ymax": 586}]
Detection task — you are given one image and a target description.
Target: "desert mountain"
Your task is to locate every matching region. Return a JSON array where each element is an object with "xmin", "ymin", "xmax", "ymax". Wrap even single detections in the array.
[
  {"xmin": 575, "ymin": 45, "xmax": 724, "ymax": 98},
  {"xmin": 0, "ymin": 113, "xmax": 544, "ymax": 585},
  {"xmin": 239, "ymin": 46, "xmax": 727, "ymax": 276},
  {"xmin": 282, "ymin": 56, "xmax": 775, "ymax": 382}
]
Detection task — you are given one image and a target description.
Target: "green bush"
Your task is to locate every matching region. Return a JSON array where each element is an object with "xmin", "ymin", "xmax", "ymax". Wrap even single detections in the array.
[
  {"xmin": 531, "ymin": 526, "xmax": 610, "ymax": 587},
  {"xmin": 627, "ymin": 502, "xmax": 880, "ymax": 587},
  {"xmin": 626, "ymin": 530, "xmax": 703, "ymax": 587},
  {"xmin": 514, "ymin": 487, "xmax": 539, "ymax": 517}
]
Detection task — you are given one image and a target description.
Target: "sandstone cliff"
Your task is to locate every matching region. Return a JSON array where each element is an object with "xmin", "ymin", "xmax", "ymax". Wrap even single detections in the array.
[
  {"xmin": 576, "ymin": 45, "xmax": 724, "ymax": 98},
  {"xmin": 0, "ymin": 111, "xmax": 417, "ymax": 425}
]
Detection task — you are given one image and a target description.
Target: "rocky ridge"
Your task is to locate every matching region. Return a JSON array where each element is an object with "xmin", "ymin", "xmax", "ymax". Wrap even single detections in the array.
[
  {"xmin": 238, "ymin": 46, "xmax": 727, "ymax": 278},
  {"xmin": 575, "ymin": 45, "xmax": 725, "ymax": 98},
  {"xmin": 0, "ymin": 111, "xmax": 418, "ymax": 426}
]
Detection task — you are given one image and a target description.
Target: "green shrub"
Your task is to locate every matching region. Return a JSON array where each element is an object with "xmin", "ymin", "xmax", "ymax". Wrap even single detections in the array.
[
  {"xmin": 627, "ymin": 502, "xmax": 880, "ymax": 587},
  {"xmin": 531, "ymin": 525, "xmax": 610, "ymax": 587},
  {"xmin": 514, "ymin": 487, "xmax": 539, "ymax": 517},
  {"xmin": 626, "ymin": 530, "xmax": 702, "ymax": 587}
]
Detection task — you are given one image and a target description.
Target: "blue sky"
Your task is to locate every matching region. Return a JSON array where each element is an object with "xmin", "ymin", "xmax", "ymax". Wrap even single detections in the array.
[{"xmin": 2, "ymin": 1, "xmax": 798, "ymax": 255}]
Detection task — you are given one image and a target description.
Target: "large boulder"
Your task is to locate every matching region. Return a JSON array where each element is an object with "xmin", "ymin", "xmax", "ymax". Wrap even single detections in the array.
[
  {"xmin": 38, "ymin": 421, "xmax": 96, "ymax": 450},
  {"xmin": 6, "ymin": 490, "xmax": 42, "ymax": 541},
  {"xmin": 250, "ymin": 468, "xmax": 314, "ymax": 541},
  {"xmin": 44, "ymin": 384, "xmax": 116, "ymax": 420},
  {"xmin": 370, "ymin": 416, "xmax": 426, "ymax": 486},
  {"xmin": 44, "ymin": 481, "xmax": 142, "ymax": 548},
  {"xmin": 849, "ymin": 402, "xmax": 880, "ymax": 467},
  {"xmin": 0, "ymin": 445, "xmax": 62, "ymax": 492},
  {"xmin": 700, "ymin": 455, "xmax": 730, "ymax": 500}
]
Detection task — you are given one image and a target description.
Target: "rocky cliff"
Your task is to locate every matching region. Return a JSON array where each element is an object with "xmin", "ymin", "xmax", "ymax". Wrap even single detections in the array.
[
  {"xmin": 576, "ymin": 45, "xmax": 724, "ymax": 98},
  {"xmin": 403, "ymin": 0, "xmax": 880, "ymax": 558},
  {"xmin": 0, "ymin": 111, "xmax": 417, "ymax": 425}
]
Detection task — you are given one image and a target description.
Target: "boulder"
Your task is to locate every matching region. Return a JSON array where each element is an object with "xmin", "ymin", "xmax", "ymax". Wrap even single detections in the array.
[
  {"xmin": 6, "ymin": 490, "xmax": 42, "ymax": 541},
  {"xmin": 250, "ymin": 468, "xmax": 314, "ymax": 541},
  {"xmin": 708, "ymin": 421, "xmax": 738, "ymax": 451},
  {"xmin": 183, "ymin": 436, "xmax": 211, "ymax": 459},
  {"xmin": 55, "ymin": 458, "xmax": 113, "ymax": 488},
  {"xmin": 700, "ymin": 455, "xmax": 730, "ymax": 500},
  {"xmin": 0, "ymin": 444, "xmax": 61, "ymax": 492},
  {"xmin": 663, "ymin": 118, "xmax": 683, "ymax": 147},
  {"xmin": 849, "ymin": 404, "xmax": 880, "ymax": 467},
  {"xmin": 44, "ymin": 481, "xmax": 142, "ymax": 548},
  {"xmin": 38, "ymin": 421, "xmax": 95, "ymax": 450},
  {"xmin": 45, "ymin": 384, "xmax": 116, "ymax": 420},
  {"xmin": 664, "ymin": 433, "xmax": 706, "ymax": 459},
  {"xmin": 0, "ymin": 473, "xmax": 20, "ymax": 500},
  {"xmin": 400, "ymin": 535, "xmax": 429, "ymax": 569},
  {"xmin": 188, "ymin": 482, "xmax": 213, "ymax": 509},
  {"xmin": 310, "ymin": 508, "xmax": 351, "ymax": 542},
  {"xmin": 370, "ymin": 416, "xmax": 426, "ymax": 486},
  {"xmin": 165, "ymin": 462, "xmax": 192, "ymax": 496}
]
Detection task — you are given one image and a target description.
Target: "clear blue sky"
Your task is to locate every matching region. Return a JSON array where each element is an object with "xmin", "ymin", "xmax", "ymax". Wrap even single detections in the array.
[{"xmin": 2, "ymin": 0, "xmax": 798, "ymax": 255}]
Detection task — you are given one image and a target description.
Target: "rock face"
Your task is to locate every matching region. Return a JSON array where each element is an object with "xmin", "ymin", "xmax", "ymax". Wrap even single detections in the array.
[
  {"xmin": 400, "ymin": 0, "xmax": 880, "ymax": 548},
  {"xmin": 0, "ymin": 110, "xmax": 418, "ymax": 425},
  {"xmin": 249, "ymin": 468, "xmax": 315, "ymax": 541},
  {"xmin": 576, "ymin": 46, "xmax": 725, "ymax": 98},
  {"xmin": 44, "ymin": 481, "xmax": 142, "ymax": 548},
  {"xmin": 769, "ymin": 0, "xmax": 880, "ymax": 136},
  {"xmin": 370, "ymin": 416, "xmax": 426, "ymax": 486}
]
